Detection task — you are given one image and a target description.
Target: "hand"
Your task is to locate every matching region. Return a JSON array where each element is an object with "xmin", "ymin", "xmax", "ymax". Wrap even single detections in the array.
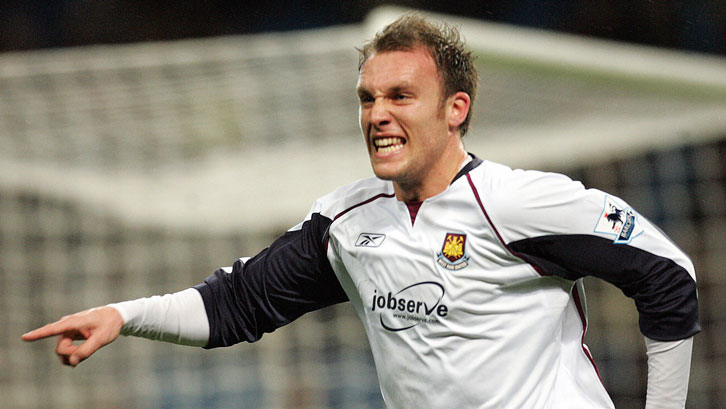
[{"xmin": 21, "ymin": 306, "xmax": 124, "ymax": 367}]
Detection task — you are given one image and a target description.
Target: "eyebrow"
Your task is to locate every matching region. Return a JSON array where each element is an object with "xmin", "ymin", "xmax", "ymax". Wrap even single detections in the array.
[
  {"xmin": 390, "ymin": 85, "xmax": 410, "ymax": 94},
  {"xmin": 356, "ymin": 87, "xmax": 370, "ymax": 96},
  {"xmin": 356, "ymin": 83, "xmax": 415, "ymax": 97}
]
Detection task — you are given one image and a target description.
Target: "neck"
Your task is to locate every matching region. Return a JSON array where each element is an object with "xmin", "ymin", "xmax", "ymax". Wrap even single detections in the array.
[{"xmin": 394, "ymin": 144, "xmax": 467, "ymax": 202}]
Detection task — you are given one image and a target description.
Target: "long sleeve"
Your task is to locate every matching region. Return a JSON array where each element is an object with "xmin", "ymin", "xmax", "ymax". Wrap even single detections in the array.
[
  {"xmin": 644, "ymin": 337, "xmax": 694, "ymax": 409},
  {"xmin": 108, "ymin": 287, "xmax": 209, "ymax": 347},
  {"xmin": 483, "ymin": 167, "xmax": 700, "ymax": 341},
  {"xmin": 194, "ymin": 212, "xmax": 348, "ymax": 348},
  {"xmin": 110, "ymin": 208, "xmax": 348, "ymax": 349}
]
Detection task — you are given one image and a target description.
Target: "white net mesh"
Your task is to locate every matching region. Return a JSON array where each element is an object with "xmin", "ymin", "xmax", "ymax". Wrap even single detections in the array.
[{"xmin": 1, "ymin": 7, "xmax": 725, "ymax": 408}]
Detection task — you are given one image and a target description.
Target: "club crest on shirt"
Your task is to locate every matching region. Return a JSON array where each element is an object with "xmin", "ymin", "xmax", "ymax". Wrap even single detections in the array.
[
  {"xmin": 436, "ymin": 233, "xmax": 470, "ymax": 270},
  {"xmin": 593, "ymin": 195, "xmax": 644, "ymax": 244}
]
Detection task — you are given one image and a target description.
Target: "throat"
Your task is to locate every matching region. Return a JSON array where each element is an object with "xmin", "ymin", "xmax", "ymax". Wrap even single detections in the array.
[{"xmin": 405, "ymin": 201, "xmax": 423, "ymax": 225}]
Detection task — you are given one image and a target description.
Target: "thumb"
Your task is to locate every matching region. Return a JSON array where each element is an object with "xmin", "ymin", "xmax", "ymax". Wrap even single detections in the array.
[
  {"xmin": 67, "ymin": 309, "xmax": 123, "ymax": 366},
  {"xmin": 68, "ymin": 335, "xmax": 104, "ymax": 367}
]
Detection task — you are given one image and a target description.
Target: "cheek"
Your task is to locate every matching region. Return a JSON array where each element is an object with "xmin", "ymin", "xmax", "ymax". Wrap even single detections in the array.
[{"xmin": 359, "ymin": 109, "xmax": 369, "ymax": 130}]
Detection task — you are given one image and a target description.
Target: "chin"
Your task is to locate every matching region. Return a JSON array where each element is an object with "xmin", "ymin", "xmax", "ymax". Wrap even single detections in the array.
[
  {"xmin": 370, "ymin": 156, "xmax": 408, "ymax": 182},
  {"xmin": 371, "ymin": 164, "xmax": 399, "ymax": 181},
  {"xmin": 372, "ymin": 169, "xmax": 396, "ymax": 181}
]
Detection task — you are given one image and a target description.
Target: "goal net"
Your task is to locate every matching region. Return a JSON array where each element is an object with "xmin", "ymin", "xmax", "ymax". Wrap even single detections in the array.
[{"xmin": 1, "ymin": 6, "xmax": 724, "ymax": 408}]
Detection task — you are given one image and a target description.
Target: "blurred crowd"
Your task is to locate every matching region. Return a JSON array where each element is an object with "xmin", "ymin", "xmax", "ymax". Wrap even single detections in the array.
[{"xmin": 1, "ymin": 0, "xmax": 724, "ymax": 55}]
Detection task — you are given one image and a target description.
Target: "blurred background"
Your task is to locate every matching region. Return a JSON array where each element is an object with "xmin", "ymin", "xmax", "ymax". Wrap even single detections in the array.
[
  {"xmin": 1, "ymin": 1, "xmax": 725, "ymax": 408},
  {"xmin": 1, "ymin": 0, "xmax": 724, "ymax": 55}
]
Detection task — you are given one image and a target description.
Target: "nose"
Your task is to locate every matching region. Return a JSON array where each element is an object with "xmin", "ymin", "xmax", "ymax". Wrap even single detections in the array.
[{"xmin": 370, "ymin": 98, "xmax": 391, "ymax": 128}]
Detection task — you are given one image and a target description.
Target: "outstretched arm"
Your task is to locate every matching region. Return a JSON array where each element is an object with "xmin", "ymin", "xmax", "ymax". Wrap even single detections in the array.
[
  {"xmin": 21, "ymin": 288, "xmax": 210, "ymax": 366},
  {"xmin": 23, "ymin": 204, "xmax": 346, "ymax": 362},
  {"xmin": 21, "ymin": 306, "xmax": 124, "ymax": 367}
]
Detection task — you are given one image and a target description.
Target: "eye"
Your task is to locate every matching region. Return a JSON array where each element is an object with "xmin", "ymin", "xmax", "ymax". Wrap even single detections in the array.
[
  {"xmin": 358, "ymin": 94, "xmax": 374, "ymax": 105},
  {"xmin": 392, "ymin": 92, "xmax": 414, "ymax": 103}
]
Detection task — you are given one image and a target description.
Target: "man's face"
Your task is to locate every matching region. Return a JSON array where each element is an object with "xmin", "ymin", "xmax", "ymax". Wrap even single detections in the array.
[{"xmin": 356, "ymin": 47, "xmax": 456, "ymax": 189}]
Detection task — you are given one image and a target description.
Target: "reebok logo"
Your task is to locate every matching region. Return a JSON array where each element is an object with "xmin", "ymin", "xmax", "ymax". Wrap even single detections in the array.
[{"xmin": 356, "ymin": 233, "xmax": 386, "ymax": 247}]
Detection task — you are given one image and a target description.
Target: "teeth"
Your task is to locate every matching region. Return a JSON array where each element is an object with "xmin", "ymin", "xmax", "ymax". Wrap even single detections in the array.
[
  {"xmin": 375, "ymin": 137, "xmax": 402, "ymax": 147},
  {"xmin": 378, "ymin": 145, "xmax": 403, "ymax": 154},
  {"xmin": 374, "ymin": 137, "xmax": 404, "ymax": 153}
]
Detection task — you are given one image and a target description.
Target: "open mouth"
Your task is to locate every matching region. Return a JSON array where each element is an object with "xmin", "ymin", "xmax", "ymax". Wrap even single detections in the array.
[{"xmin": 374, "ymin": 137, "xmax": 406, "ymax": 154}]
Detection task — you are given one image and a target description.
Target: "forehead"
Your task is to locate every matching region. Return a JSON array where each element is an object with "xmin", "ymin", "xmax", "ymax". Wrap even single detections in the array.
[{"xmin": 357, "ymin": 47, "xmax": 440, "ymax": 90}]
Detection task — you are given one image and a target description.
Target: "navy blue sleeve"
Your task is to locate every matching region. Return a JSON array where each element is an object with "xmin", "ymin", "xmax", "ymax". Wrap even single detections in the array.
[
  {"xmin": 508, "ymin": 234, "xmax": 700, "ymax": 342},
  {"xmin": 194, "ymin": 213, "xmax": 348, "ymax": 348}
]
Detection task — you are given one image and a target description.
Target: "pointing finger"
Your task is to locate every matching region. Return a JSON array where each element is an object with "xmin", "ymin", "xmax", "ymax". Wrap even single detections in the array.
[{"xmin": 21, "ymin": 320, "xmax": 71, "ymax": 342}]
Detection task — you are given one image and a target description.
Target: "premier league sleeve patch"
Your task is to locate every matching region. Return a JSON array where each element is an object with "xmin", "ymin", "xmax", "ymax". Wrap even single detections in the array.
[{"xmin": 593, "ymin": 195, "xmax": 644, "ymax": 244}]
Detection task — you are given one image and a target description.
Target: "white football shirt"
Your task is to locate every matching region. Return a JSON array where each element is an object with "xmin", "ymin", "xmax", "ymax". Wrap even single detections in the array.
[{"xmin": 190, "ymin": 155, "xmax": 699, "ymax": 408}]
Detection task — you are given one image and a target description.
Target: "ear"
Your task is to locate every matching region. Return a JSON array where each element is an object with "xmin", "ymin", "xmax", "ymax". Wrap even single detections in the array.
[{"xmin": 447, "ymin": 92, "xmax": 471, "ymax": 131}]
